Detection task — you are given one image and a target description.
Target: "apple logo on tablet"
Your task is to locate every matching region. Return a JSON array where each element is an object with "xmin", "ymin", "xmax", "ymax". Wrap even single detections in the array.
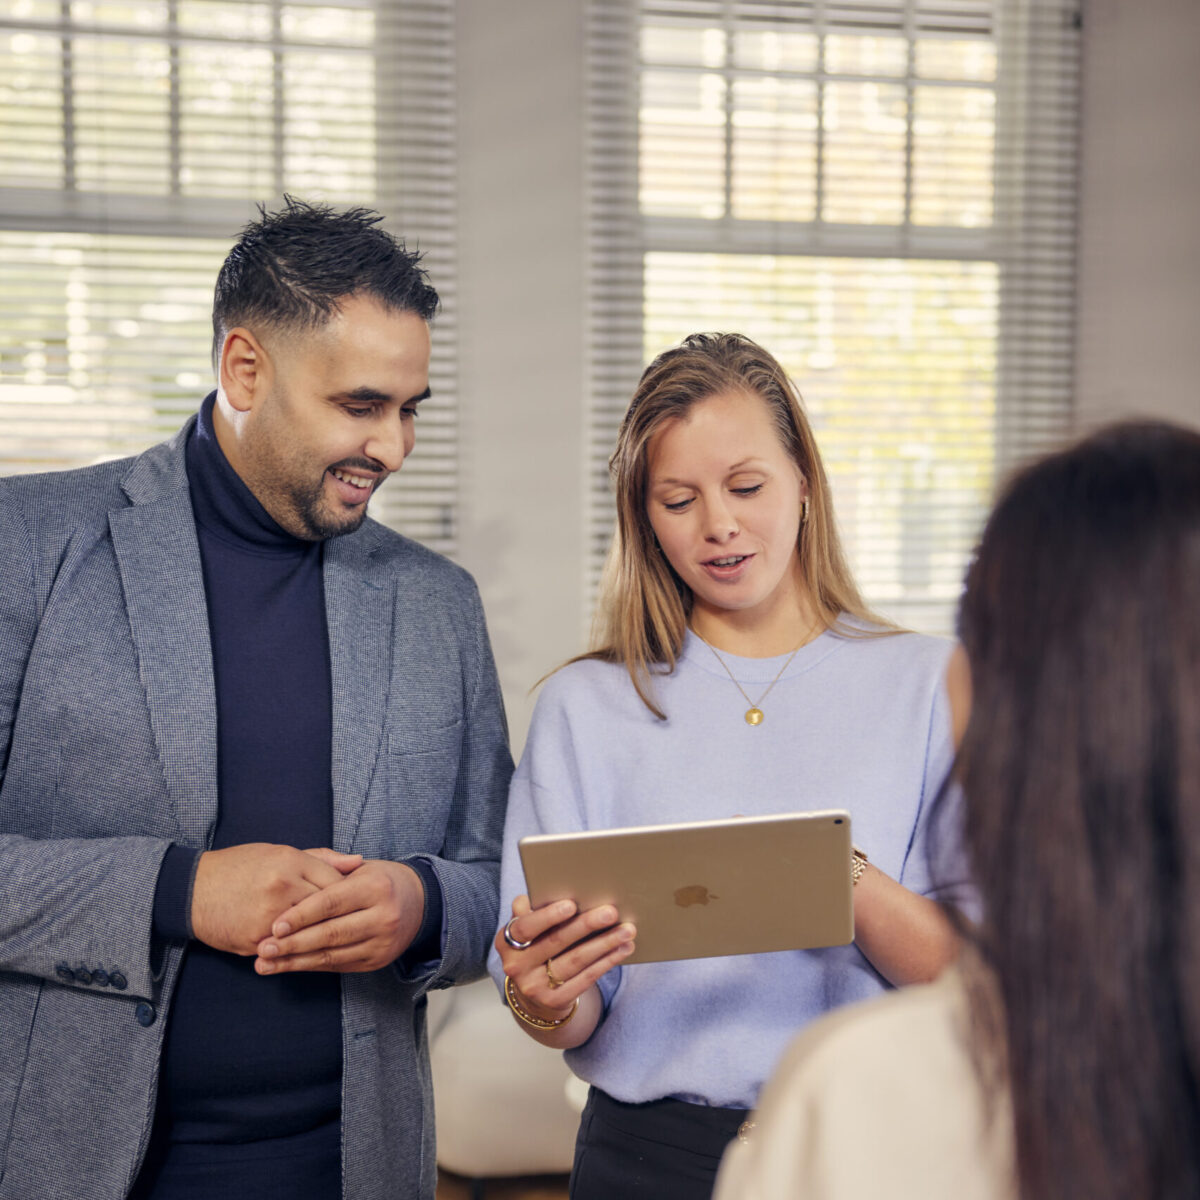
[{"xmin": 674, "ymin": 884, "xmax": 718, "ymax": 907}]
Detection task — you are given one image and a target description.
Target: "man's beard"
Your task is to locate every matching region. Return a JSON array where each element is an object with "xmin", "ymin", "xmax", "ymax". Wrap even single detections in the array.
[{"xmin": 280, "ymin": 470, "xmax": 376, "ymax": 541}]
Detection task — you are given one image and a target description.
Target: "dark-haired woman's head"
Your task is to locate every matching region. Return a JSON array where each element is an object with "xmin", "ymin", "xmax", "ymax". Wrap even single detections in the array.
[{"xmin": 955, "ymin": 418, "xmax": 1200, "ymax": 1200}]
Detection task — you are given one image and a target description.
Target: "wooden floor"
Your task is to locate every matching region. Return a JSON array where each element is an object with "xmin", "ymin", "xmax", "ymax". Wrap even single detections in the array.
[{"xmin": 436, "ymin": 1169, "xmax": 570, "ymax": 1200}]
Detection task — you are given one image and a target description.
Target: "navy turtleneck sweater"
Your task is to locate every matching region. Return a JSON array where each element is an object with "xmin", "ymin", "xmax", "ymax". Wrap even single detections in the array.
[
  {"xmin": 135, "ymin": 395, "xmax": 343, "ymax": 1196},
  {"xmin": 135, "ymin": 397, "xmax": 441, "ymax": 1197}
]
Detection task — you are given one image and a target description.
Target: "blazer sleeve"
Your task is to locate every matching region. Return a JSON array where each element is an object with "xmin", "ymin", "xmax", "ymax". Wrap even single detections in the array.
[
  {"xmin": 399, "ymin": 578, "xmax": 511, "ymax": 990},
  {"xmin": 0, "ymin": 481, "xmax": 172, "ymax": 1001}
]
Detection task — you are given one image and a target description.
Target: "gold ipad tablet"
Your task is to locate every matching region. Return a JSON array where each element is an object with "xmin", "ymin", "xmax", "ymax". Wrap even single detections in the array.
[{"xmin": 518, "ymin": 809, "xmax": 854, "ymax": 964}]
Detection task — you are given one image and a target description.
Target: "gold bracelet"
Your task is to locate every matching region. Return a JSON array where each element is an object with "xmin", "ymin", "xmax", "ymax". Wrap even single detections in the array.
[
  {"xmin": 504, "ymin": 975, "xmax": 578, "ymax": 1030},
  {"xmin": 851, "ymin": 845, "xmax": 869, "ymax": 886}
]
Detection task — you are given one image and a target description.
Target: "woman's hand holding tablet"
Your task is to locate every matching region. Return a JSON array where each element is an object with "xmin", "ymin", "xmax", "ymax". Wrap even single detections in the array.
[{"xmin": 493, "ymin": 894, "xmax": 637, "ymax": 1048}]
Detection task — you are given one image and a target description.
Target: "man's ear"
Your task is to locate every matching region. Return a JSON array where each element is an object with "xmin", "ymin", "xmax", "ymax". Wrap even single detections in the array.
[{"xmin": 219, "ymin": 327, "xmax": 270, "ymax": 412}]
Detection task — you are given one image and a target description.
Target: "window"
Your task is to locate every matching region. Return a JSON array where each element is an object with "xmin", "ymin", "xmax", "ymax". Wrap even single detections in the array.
[
  {"xmin": 587, "ymin": 0, "xmax": 1081, "ymax": 631},
  {"xmin": 0, "ymin": 0, "xmax": 457, "ymax": 553}
]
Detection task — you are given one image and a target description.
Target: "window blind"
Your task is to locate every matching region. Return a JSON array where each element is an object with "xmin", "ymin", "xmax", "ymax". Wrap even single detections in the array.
[
  {"xmin": 587, "ymin": 0, "xmax": 1081, "ymax": 633},
  {"xmin": 0, "ymin": 0, "xmax": 458, "ymax": 554}
]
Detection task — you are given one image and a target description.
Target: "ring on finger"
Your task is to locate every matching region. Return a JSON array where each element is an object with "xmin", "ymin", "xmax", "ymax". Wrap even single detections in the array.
[
  {"xmin": 545, "ymin": 956, "xmax": 565, "ymax": 989},
  {"xmin": 503, "ymin": 917, "xmax": 533, "ymax": 950}
]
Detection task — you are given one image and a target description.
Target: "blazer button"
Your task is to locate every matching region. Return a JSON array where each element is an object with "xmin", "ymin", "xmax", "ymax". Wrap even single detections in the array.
[
  {"xmin": 74, "ymin": 967, "xmax": 93, "ymax": 986},
  {"xmin": 109, "ymin": 972, "xmax": 128, "ymax": 991},
  {"xmin": 92, "ymin": 969, "xmax": 110, "ymax": 987},
  {"xmin": 135, "ymin": 1002, "xmax": 157, "ymax": 1027},
  {"xmin": 55, "ymin": 963, "xmax": 75, "ymax": 984}
]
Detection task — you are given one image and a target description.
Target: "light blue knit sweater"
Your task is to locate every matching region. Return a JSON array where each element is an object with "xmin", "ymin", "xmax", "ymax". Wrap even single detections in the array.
[{"xmin": 490, "ymin": 625, "xmax": 958, "ymax": 1109}]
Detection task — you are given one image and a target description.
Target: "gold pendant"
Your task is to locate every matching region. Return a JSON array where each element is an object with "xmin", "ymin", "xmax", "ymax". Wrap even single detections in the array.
[{"xmin": 745, "ymin": 708, "xmax": 764, "ymax": 725}]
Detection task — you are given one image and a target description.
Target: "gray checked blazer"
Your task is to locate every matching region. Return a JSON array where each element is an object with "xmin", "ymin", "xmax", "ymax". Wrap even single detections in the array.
[{"xmin": 0, "ymin": 416, "xmax": 513, "ymax": 1200}]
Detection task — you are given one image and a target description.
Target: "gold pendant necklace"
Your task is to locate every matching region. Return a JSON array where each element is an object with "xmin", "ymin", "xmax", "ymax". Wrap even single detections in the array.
[{"xmin": 695, "ymin": 632, "xmax": 806, "ymax": 725}]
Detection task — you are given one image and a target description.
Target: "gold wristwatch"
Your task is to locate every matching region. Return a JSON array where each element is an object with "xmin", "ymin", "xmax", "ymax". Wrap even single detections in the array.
[{"xmin": 851, "ymin": 845, "xmax": 868, "ymax": 886}]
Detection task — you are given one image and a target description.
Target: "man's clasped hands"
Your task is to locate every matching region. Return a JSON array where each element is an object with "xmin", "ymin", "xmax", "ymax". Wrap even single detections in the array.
[{"xmin": 190, "ymin": 844, "xmax": 426, "ymax": 975}]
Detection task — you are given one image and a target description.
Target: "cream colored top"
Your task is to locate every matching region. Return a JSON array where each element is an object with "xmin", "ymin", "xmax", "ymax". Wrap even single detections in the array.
[{"xmin": 715, "ymin": 967, "xmax": 1016, "ymax": 1200}]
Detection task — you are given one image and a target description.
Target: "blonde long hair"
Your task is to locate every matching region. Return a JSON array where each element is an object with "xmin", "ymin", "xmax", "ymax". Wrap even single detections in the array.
[{"xmin": 584, "ymin": 332, "xmax": 887, "ymax": 718}]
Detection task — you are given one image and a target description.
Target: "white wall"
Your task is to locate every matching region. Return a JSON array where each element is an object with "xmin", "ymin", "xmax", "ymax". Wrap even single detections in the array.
[
  {"xmin": 1074, "ymin": 0, "xmax": 1200, "ymax": 429},
  {"xmin": 455, "ymin": 1, "xmax": 588, "ymax": 754}
]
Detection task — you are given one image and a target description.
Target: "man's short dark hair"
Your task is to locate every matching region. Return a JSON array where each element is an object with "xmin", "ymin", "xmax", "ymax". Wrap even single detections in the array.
[{"xmin": 211, "ymin": 196, "xmax": 439, "ymax": 368}]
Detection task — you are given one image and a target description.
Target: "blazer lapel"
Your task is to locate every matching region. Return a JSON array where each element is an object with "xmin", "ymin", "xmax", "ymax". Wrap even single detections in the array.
[
  {"xmin": 109, "ymin": 426, "xmax": 219, "ymax": 847},
  {"xmin": 323, "ymin": 530, "xmax": 395, "ymax": 851}
]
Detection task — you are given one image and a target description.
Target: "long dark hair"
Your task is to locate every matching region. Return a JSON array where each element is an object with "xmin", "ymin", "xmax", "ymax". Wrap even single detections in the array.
[{"xmin": 954, "ymin": 419, "xmax": 1200, "ymax": 1200}]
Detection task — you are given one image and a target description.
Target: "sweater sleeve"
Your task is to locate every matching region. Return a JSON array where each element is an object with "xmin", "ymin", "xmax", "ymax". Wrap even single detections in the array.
[
  {"xmin": 152, "ymin": 843, "xmax": 203, "ymax": 942},
  {"xmin": 398, "ymin": 855, "xmax": 445, "ymax": 967},
  {"xmin": 487, "ymin": 671, "xmax": 625, "ymax": 1014},
  {"xmin": 897, "ymin": 646, "xmax": 967, "ymax": 902}
]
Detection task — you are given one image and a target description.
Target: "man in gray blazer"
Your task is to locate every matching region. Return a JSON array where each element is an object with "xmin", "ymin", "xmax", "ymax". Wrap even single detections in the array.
[{"xmin": 0, "ymin": 199, "xmax": 512, "ymax": 1199}]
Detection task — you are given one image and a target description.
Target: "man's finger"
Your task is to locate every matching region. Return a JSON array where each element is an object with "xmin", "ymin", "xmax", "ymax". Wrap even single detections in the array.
[
  {"xmin": 304, "ymin": 847, "xmax": 364, "ymax": 874},
  {"xmin": 298, "ymin": 855, "xmax": 354, "ymax": 890},
  {"xmin": 258, "ymin": 910, "xmax": 370, "ymax": 961},
  {"xmin": 271, "ymin": 877, "xmax": 363, "ymax": 938},
  {"xmin": 254, "ymin": 942, "xmax": 374, "ymax": 975}
]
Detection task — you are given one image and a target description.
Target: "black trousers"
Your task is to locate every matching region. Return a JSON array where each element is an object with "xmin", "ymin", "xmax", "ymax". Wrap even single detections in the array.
[{"xmin": 570, "ymin": 1087, "xmax": 748, "ymax": 1200}]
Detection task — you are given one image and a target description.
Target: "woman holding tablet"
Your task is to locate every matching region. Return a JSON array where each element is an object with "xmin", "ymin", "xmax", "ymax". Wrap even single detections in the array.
[{"xmin": 490, "ymin": 333, "xmax": 963, "ymax": 1200}]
